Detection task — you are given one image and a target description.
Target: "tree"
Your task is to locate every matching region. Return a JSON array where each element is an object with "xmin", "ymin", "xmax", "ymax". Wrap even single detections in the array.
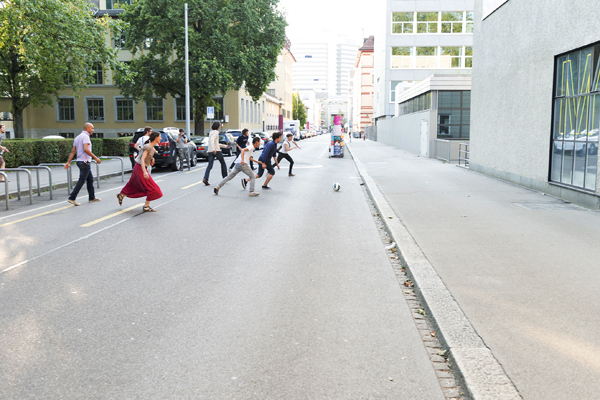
[
  {"xmin": 117, "ymin": 0, "xmax": 287, "ymax": 134},
  {"xmin": 0, "ymin": 0, "xmax": 127, "ymax": 138},
  {"xmin": 292, "ymin": 92, "xmax": 306, "ymax": 128}
]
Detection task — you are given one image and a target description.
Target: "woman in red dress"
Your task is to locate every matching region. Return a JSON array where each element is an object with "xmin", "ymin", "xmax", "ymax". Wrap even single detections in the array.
[{"xmin": 117, "ymin": 131, "xmax": 163, "ymax": 212}]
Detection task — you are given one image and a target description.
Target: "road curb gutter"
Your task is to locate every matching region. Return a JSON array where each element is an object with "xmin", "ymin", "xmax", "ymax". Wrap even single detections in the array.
[{"xmin": 347, "ymin": 144, "xmax": 522, "ymax": 400}]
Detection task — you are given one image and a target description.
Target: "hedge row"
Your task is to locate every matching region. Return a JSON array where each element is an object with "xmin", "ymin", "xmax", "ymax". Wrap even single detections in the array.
[{"xmin": 1, "ymin": 138, "xmax": 130, "ymax": 167}]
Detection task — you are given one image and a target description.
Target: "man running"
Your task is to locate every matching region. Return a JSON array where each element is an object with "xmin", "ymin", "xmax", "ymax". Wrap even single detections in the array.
[
  {"xmin": 277, "ymin": 133, "xmax": 300, "ymax": 176},
  {"xmin": 214, "ymin": 137, "xmax": 263, "ymax": 197},
  {"xmin": 245, "ymin": 132, "xmax": 282, "ymax": 190}
]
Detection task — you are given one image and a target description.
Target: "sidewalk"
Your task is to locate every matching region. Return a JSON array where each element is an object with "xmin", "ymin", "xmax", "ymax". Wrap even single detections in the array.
[
  {"xmin": 0, "ymin": 157, "xmax": 132, "ymax": 201},
  {"xmin": 348, "ymin": 140, "xmax": 600, "ymax": 400}
]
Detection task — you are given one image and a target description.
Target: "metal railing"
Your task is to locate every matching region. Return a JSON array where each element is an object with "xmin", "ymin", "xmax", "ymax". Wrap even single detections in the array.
[
  {"xmin": 0, "ymin": 172, "xmax": 8, "ymax": 210},
  {"xmin": 434, "ymin": 139, "xmax": 469, "ymax": 163},
  {"xmin": 458, "ymin": 142, "xmax": 470, "ymax": 169},
  {"xmin": 39, "ymin": 163, "xmax": 73, "ymax": 192},
  {"xmin": 101, "ymin": 156, "xmax": 125, "ymax": 182},
  {"xmin": 19, "ymin": 166, "xmax": 53, "ymax": 200},
  {"xmin": 0, "ymin": 168, "xmax": 33, "ymax": 206}
]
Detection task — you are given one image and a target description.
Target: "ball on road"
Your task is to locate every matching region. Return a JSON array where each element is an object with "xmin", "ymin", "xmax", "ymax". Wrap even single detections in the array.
[{"xmin": 333, "ymin": 182, "xmax": 341, "ymax": 191}]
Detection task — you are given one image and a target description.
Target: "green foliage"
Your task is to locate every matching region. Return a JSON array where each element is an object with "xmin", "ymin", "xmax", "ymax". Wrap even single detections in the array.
[
  {"xmin": 293, "ymin": 93, "xmax": 307, "ymax": 128},
  {"xmin": 116, "ymin": 0, "xmax": 287, "ymax": 129},
  {"xmin": 1, "ymin": 138, "xmax": 129, "ymax": 166},
  {"xmin": 0, "ymin": 0, "xmax": 130, "ymax": 137}
]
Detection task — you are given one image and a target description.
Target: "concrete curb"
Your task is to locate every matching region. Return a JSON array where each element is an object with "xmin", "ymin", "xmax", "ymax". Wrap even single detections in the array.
[
  {"xmin": 0, "ymin": 170, "xmax": 132, "ymax": 202},
  {"xmin": 347, "ymin": 144, "xmax": 522, "ymax": 400}
]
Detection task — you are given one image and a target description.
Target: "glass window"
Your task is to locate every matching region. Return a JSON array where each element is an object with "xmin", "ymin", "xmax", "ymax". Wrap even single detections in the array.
[
  {"xmin": 89, "ymin": 63, "xmax": 103, "ymax": 85},
  {"xmin": 416, "ymin": 12, "xmax": 438, "ymax": 34},
  {"xmin": 551, "ymin": 43, "xmax": 600, "ymax": 190},
  {"xmin": 213, "ymin": 97, "xmax": 224, "ymax": 121},
  {"xmin": 392, "ymin": 12, "xmax": 414, "ymax": 34},
  {"xmin": 145, "ymin": 98, "xmax": 163, "ymax": 121},
  {"xmin": 441, "ymin": 12, "xmax": 464, "ymax": 34},
  {"xmin": 106, "ymin": 0, "xmax": 132, "ymax": 9},
  {"xmin": 116, "ymin": 98, "xmax": 134, "ymax": 121},
  {"xmin": 391, "ymin": 47, "xmax": 413, "ymax": 68},
  {"xmin": 176, "ymin": 97, "xmax": 195, "ymax": 121},
  {"xmin": 86, "ymin": 98, "xmax": 104, "ymax": 122},
  {"xmin": 465, "ymin": 47, "xmax": 473, "ymax": 68},
  {"xmin": 114, "ymin": 31, "xmax": 127, "ymax": 49},
  {"xmin": 57, "ymin": 98, "xmax": 75, "ymax": 121},
  {"xmin": 241, "ymin": 99, "xmax": 244, "ymax": 122},
  {"xmin": 437, "ymin": 91, "xmax": 470, "ymax": 139},
  {"xmin": 415, "ymin": 47, "xmax": 437, "ymax": 68},
  {"xmin": 440, "ymin": 47, "xmax": 462, "ymax": 68}
]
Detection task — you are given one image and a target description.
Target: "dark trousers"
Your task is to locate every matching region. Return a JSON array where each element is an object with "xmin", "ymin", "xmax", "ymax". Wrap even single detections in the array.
[
  {"xmin": 276, "ymin": 153, "xmax": 294, "ymax": 174},
  {"xmin": 204, "ymin": 151, "xmax": 227, "ymax": 180},
  {"xmin": 69, "ymin": 161, "xmax": 95, "ymax": 201}
]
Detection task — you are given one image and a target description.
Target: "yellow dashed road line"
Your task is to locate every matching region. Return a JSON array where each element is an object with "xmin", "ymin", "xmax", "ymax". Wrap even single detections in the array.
[
  {"xmin": 0, "ymin": 205, "xmax": 74, "ymax": 228},
  {"xmin": 80, "ymin": 203, "xmax": 144, "ymax": 227}
]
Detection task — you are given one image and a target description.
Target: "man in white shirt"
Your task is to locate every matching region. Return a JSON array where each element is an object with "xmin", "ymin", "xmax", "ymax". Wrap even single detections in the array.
[
  {"xmin": 135, "ymin": 126, "xmax": 154, "ymax": 174},
  {"xmin": 64, "ymin": 122, "xmax": 102, "ymax": 206},
  {"xmin": 203, "ymin": 121, "xmax": 228, "ymax": 185},
  {"xmin": 276, "ymin": 133, "xmax": 300, "ymax": 176},
  {"xmin": 214, "ymin": 137, "xmax": 263, "ymax": 197}
]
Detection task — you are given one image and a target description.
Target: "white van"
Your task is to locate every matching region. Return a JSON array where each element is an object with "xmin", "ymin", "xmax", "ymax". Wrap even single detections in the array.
[{"xmin": 283, "ymin": 120, "xmax": 301, "ymax": 140}]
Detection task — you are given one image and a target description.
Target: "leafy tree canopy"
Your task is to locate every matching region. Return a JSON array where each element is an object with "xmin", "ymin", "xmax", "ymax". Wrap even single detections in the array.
[
  {"xmin": 292, "ymin": 92, "xmax": 306, "ymax": 128},
  {"xmin": 0, "ymin": 0, "xmax": 128, "ymax": 137},
  {"xmin": 117, "ymin": 0, "xmax": 287, "ymax": 133}
]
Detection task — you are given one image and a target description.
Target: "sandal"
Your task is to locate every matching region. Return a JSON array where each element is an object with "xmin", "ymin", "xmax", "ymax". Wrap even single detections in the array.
[
  {"xmin": 143, "ymin": 206, "xmax": 157, "ymax": 212},
  {"xmin": 117, "ymin": 193, "xmax": 124, "ymax": 206}
]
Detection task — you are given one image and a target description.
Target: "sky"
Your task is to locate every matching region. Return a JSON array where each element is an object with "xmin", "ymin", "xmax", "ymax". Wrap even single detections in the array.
[{"xmin": 277, "ymin": 0, "xmax": 384, "ymax": 46}]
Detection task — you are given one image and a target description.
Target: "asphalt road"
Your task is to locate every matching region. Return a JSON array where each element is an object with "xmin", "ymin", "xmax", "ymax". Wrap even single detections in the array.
[{"xmin": 0, "ymin": 135, "xmax": 445, "ymax": 399}]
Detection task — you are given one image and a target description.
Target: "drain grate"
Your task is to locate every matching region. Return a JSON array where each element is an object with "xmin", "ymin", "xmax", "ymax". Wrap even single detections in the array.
[{"xmin": 513, "ymin": 203, "xmax": 582, "ymax": 211}]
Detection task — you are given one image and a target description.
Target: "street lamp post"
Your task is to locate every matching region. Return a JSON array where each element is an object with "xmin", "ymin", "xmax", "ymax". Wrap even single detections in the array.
[{"xmin": 184, "ymin": 3, "xmax": 191, "ymax": 135}]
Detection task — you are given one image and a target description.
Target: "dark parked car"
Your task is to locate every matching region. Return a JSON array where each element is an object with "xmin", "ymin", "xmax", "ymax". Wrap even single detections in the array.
[
  {"xmin": 190, "ymin": 134, "xmax": 235, "ymax": 159},
  {"xmin": 129, "ymin": 130, "xmax": 197, "ymax": 170}
]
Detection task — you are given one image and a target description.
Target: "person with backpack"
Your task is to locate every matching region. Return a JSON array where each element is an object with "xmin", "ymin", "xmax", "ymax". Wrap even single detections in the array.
[
  {"xmin": 276, "ymin": 133, "xmax": 300, "ymax": 176},
  {"xmin": 117, "ymin": 131, "xmax": 163, "ymax": 212}
]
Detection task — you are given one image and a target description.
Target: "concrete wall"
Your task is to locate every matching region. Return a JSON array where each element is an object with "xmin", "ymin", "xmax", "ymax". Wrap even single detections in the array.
[
  {"xmin": 377, "ymin": 110, "xmax": 436, "ymax": 156},
  {"xmin": 471, "ymin": 0, "xmax": 600, "ymax": 207}
]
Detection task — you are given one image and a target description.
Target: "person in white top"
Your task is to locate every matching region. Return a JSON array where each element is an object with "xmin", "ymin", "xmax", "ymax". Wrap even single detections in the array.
[
  {"xmin": 135, "ymin": 126, "xmax": 154, "ymax": 175},
  {"xmin": 276, "ymin": 133, "xmax": 300, "ymax": 176},
  {"xmin": 203, "ymin": 121, "xmax": 228, "ymax": 186},
  {"xmin": 213, "ymin": 137, "xmax": 264, "ymax": 197},
  {"xmin": 0, "ymin": 124, "xmax": 9, "ymax": 182}
]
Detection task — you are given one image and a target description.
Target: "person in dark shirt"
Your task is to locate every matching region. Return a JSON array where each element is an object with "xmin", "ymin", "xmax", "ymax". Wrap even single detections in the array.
[
  {"xmin": 230, "ymin": 129, "xmax": 253, "ymax": 170},
  {"xmin": 245, "ymin": 132, "xmax": 281, "ymax": 190}
]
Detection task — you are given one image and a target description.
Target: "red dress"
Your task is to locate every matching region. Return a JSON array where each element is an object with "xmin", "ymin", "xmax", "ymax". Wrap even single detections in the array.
[{"xmin": 121, "ymin": 159, "xmax": 163, "ymax": 201}]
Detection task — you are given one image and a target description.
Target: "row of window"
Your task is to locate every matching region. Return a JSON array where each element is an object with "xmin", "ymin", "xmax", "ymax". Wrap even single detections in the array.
[
  {"xmin": 392, "ymin": 11, "xmax": 474, "ymax": 34},
  {"xmin": 56, "ymin": 97, "xmax": 225, "ymax": 123},
  {"xmin": 397, "ymin": 92, "xmax": 432, "ymax": 116},
  {"xmin": 391, "ymin": 47, "xmax": 473, "ymax": 69},
  {"xmin": 240, "ymin": 99, "xmax": 265, "ymax": 124},
  {"xmin": 552, "ymin": 43, "xmax": 600, "ymax": 191}
]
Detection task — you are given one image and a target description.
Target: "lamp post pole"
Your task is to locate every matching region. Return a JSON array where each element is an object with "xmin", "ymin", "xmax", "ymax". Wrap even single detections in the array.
[{"xmin": 185, "ymin": 3, "xmax": 191, "ymax": 135}]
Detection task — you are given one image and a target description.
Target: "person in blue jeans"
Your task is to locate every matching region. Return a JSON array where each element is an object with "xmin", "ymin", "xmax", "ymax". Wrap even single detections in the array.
[{"xmin": 64, "ymin": 123, "xmax": 102, "ymax": 206}]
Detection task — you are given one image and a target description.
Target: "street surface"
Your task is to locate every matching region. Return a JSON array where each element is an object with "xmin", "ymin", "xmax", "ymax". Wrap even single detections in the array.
[
  {"xmin": 349, "ymin": 139, "xmax": 600, "ymax": 400},
  {"xmin": 0, "ymin": 135, "xmax": 445, "ymax": 399}
]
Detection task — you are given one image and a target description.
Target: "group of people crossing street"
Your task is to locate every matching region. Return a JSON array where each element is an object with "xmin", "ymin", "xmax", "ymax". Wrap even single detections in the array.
[{"xmin": 65, "ymin": 121, "xmax": 303, "ymax": 212}]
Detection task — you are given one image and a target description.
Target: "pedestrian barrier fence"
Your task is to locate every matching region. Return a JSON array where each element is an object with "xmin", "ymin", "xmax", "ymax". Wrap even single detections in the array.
[
  {"xmin": 0, "ymin": 172, "xmax": 8, "ymax": 210},
  {"xmin": 39, "ymin": 163, "xmax": 74, "ymax": 192},
  {"xmin": 434, "ymin": 139, "xmax": 469, "ymax": 163},
  {"xmin": 101, "ymin": 157, "xmax": 125, "ymax": 182},
  {"xmin": 458, "ymin": 142, "xmax": 470, "ymax": 169},
  {"xmin": 0, "ymin": 168, "xmax": 33, "ymax": 208},
  {"xmin": 19, "ymin": 166, "xmax": 53, "ymax": 200}
]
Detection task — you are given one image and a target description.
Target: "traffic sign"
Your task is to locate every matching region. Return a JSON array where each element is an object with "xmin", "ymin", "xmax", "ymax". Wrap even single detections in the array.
[{"xmin": 207, "ymin": 107, "xmax": 215, "ymax": 119}]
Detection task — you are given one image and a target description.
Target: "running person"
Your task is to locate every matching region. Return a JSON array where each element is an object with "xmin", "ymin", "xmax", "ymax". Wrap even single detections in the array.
[
  {"xmin": 245, "ymin": 132, "xmax": 282, "ymax": 190},
  {"xmin": 203, "ymin": 121, "xmax": 227, "ymax": 186},
  {"xmin": 214, "ymin": 137, "xmax": 263, "ymax": 197},
  {"xmin": 276, "ymin": 133, "xmax": 300, "ymax": 176},
  {"xmin": 117, "ymin": 131, "xmax": 163, "ymax": 212}
]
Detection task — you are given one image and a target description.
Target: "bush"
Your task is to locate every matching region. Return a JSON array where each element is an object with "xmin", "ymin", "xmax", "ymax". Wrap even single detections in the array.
[{"xmin": 1, "ymin": 137, "xmax": 131, "ymax": 167}]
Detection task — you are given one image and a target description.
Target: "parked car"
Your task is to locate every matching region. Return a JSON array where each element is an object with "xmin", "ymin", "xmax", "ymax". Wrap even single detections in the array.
[
  {"xmin": 128, "ymin": 129, "xmax": 197, "ymax": 170},
  {"xmin": 251, "ymin": 132, "xmax": 270, "ymax": 149},
  {"xmin": 42, "ymin": 135, "xmax": 66, "ymax": 139},
  {"xmin": 190, "ymin": 134, "xmax": 235, "ymax": 159}
]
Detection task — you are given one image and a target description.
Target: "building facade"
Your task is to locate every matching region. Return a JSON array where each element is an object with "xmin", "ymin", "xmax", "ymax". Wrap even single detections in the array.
[
  {"xmin": 373, "ymin": 0, "xmax": 474, "ymax": 128},
  {"xmin": 267, "ymin": 38, "xmax": 296, "ymax": 125},
  {"xmin": 292, "ymin": 43, "xmax": 330, "ymax": 96},
  {"xmin": 471, "ymin": 0, "xmax": 600, "ymax": 208},
  {"xmin": 354, "ymin": 36, "xmax": 375, "ymax": 135}
]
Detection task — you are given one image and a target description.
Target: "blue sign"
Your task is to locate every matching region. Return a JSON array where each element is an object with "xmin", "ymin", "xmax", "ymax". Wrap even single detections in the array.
[{"xmin": 207, "ymin": 107, "xmax": 215, "ymax": 119}]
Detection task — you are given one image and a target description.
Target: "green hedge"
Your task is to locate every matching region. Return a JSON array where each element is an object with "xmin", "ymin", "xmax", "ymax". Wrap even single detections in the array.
[{"xmin": 1, "ymin": 137, "xmax": 130, "ymax": 167}]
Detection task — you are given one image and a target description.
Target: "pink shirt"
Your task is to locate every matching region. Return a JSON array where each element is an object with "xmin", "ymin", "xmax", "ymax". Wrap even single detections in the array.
[{"xmin": 74, "ymin": 131, "xmax": 92, "ymax": 162}]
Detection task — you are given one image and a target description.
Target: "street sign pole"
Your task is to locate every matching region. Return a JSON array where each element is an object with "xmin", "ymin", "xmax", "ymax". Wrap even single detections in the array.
[{"xmin": 184, "ymin": 3, "xmax": 191, "ymax": 135}]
